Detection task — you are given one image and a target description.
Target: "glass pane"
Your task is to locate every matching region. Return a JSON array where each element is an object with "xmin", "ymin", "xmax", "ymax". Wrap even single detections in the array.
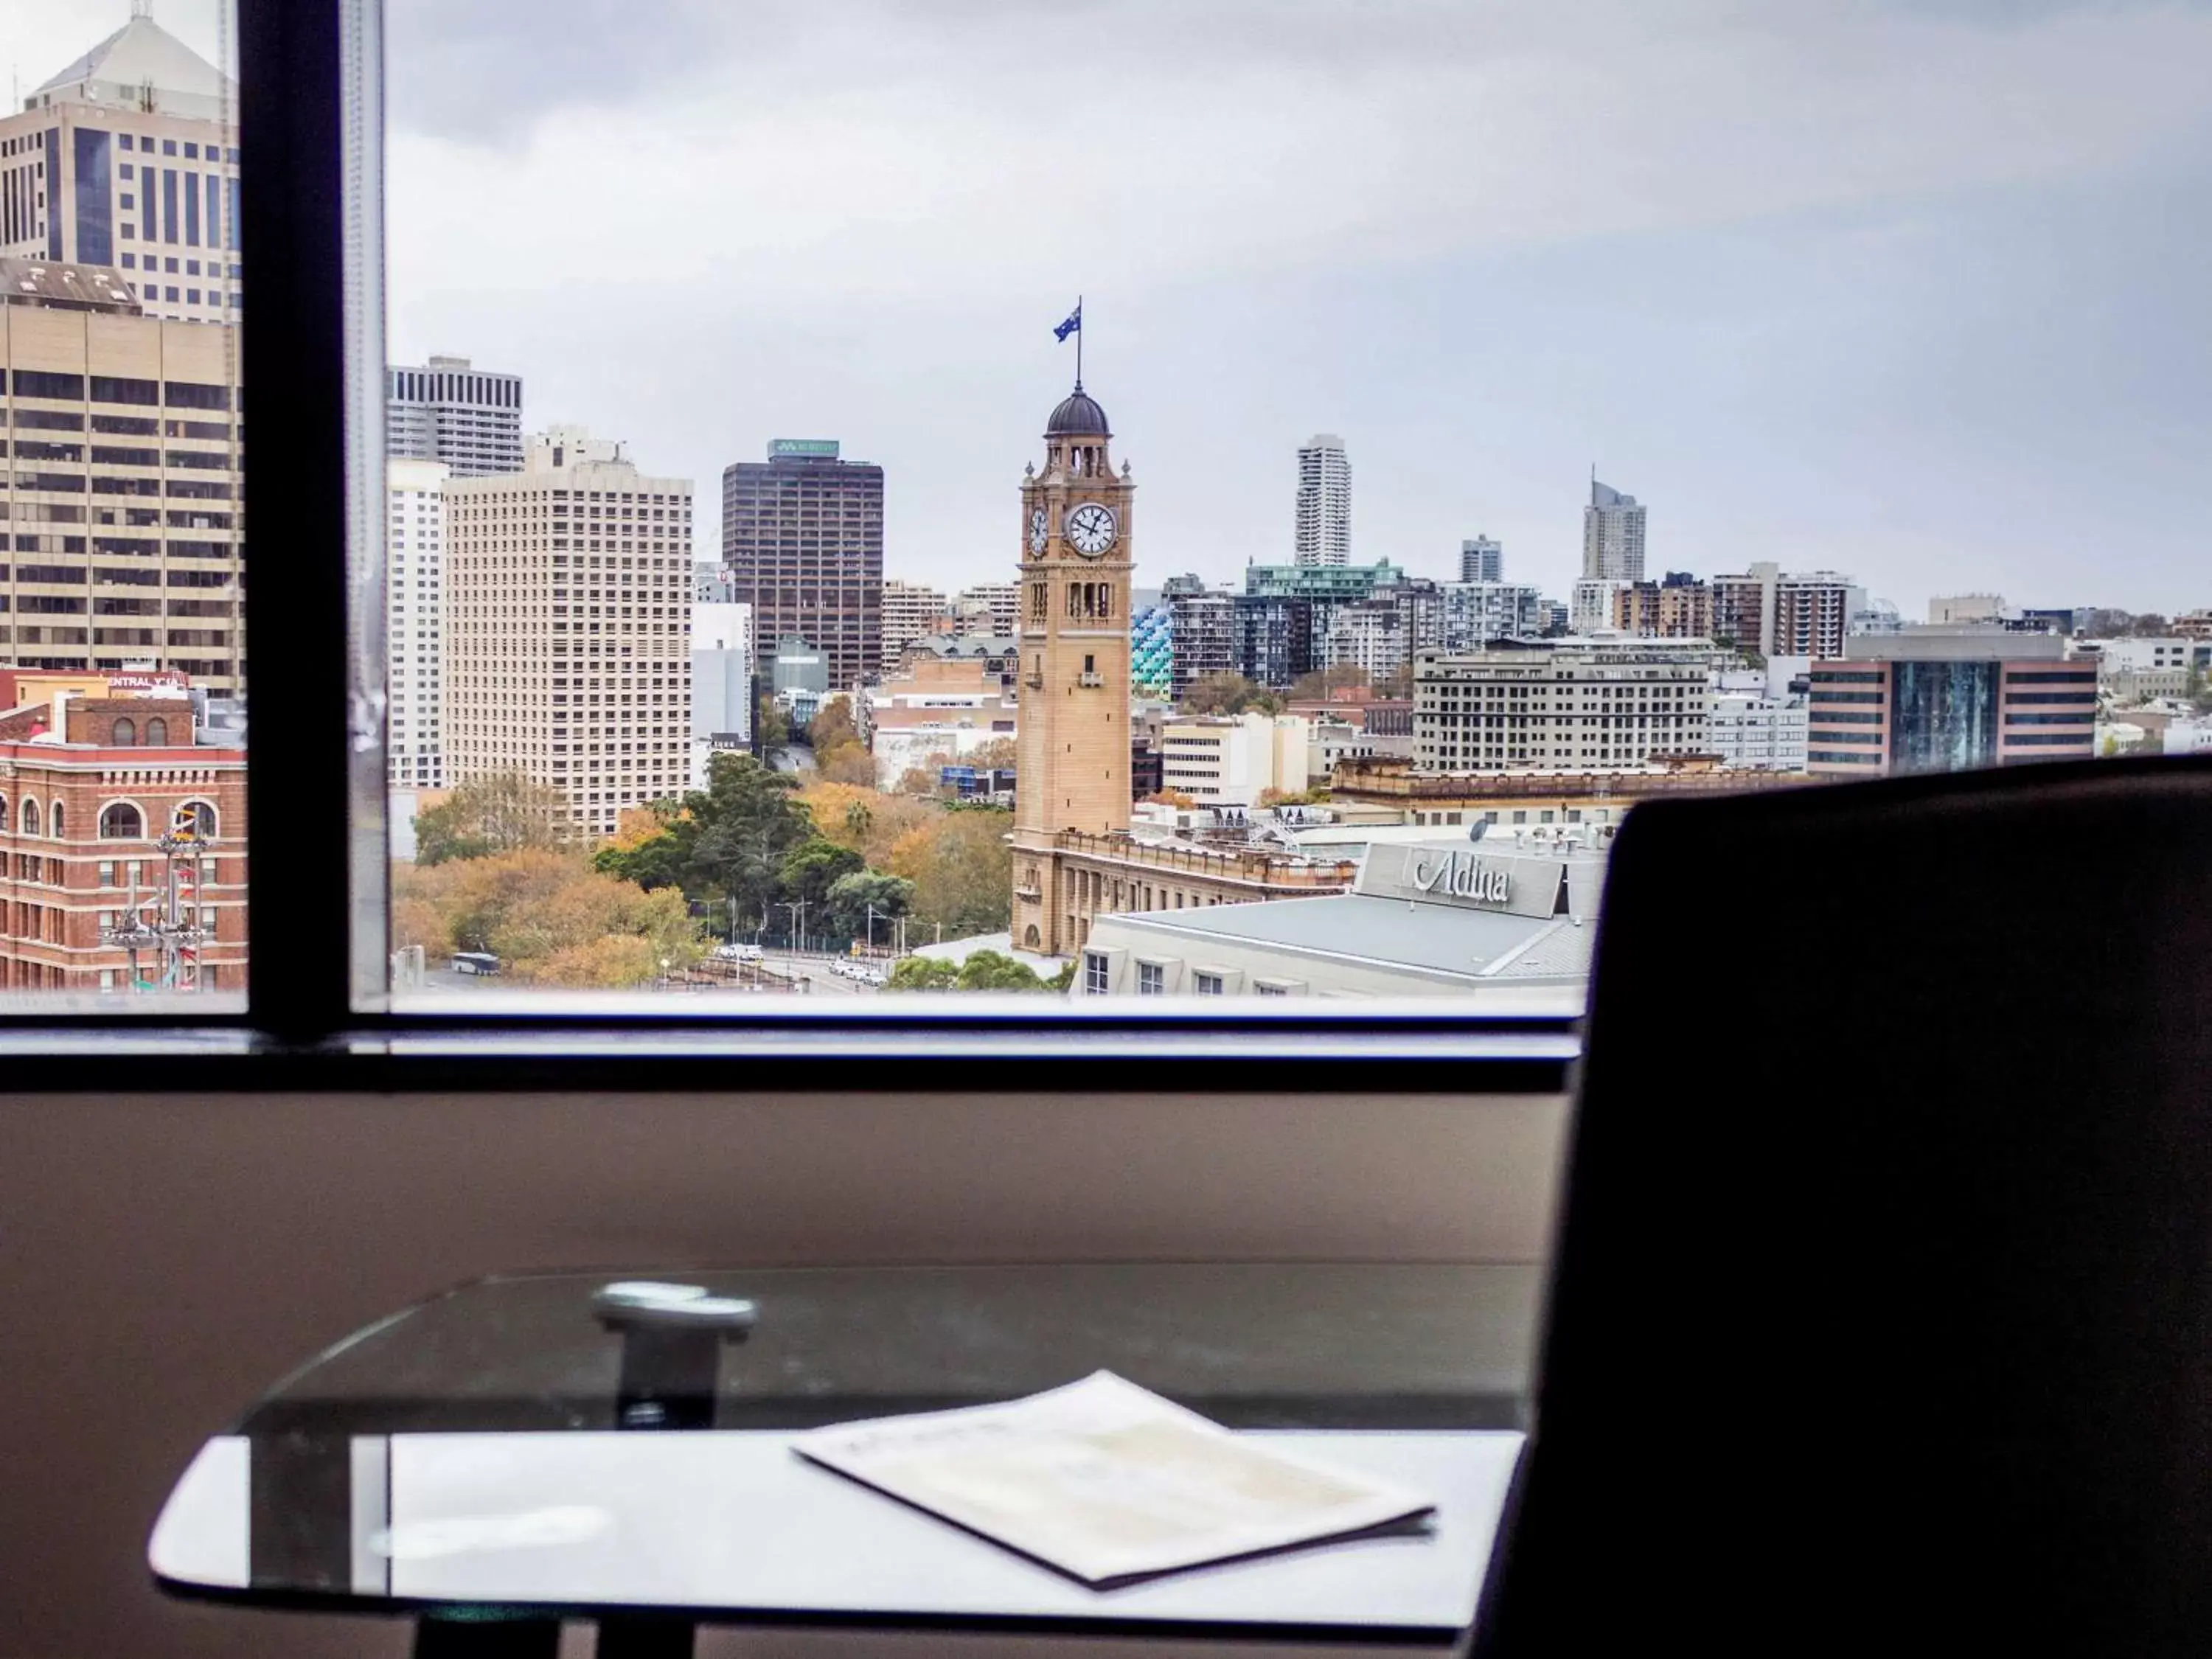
[
  {"xmin": 378, "ymin": 2, "xmax": 2204, "ymax": 1010},
  {"xmin": 0, "ymin": 0, "xmax": 246, "ymax": 1009}
]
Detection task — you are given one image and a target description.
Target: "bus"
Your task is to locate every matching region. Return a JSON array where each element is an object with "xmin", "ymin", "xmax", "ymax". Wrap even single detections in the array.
[{"xmin": 451, "ymin": 951, "xmax": 501, "ymax": 977}]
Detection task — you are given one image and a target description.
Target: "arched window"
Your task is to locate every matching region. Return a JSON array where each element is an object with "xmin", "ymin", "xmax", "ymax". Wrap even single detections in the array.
[
  {"xmin": 99, "ymin": 802, "xmax": 145, "ymax": 840},
  {"xmin": 18, "ymin": 798, "xmax": 37, "ymax": 837},
  {"xmin": 49, "ymin": 801, "xmax": 65, "ymax": 839},
  {"xmin": 144, "ymin": 717, "xmax": 167, "ymax": 745},
  {"xmin": 181, "ymin": 800, "xmax": 218, "ymax": 840},
  {"xmin": 111, "ymin": 717, "xmax": 136, "ymax": 745}
]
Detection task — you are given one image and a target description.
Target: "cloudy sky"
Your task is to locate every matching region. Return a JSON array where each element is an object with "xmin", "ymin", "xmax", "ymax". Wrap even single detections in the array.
[{"xmin": 22, "ymin": 1, "xmax": 2212, "ymax": 612}]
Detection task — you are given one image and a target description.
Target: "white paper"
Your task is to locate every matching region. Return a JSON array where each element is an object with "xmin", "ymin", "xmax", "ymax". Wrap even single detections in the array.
[{"xmin": 789, "ymin": 1371, "xmax": 1439, "ymax": 1586}]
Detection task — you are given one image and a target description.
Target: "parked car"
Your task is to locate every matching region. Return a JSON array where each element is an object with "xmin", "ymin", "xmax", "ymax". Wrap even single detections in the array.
[{"xmin": 712, "ymin": 942, "xmax": 764, "ymax": 963}]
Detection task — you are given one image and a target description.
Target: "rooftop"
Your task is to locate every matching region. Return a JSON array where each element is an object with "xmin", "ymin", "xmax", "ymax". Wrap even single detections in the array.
[{"xmin": 34, "ymin": 7, "xmax": 234, "ymax": 120}]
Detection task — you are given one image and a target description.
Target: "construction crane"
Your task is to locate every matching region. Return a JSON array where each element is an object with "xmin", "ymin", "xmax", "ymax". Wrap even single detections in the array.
[{"xmin": 98, "ymin": 803, "xmax": 210, "ymax": 992}]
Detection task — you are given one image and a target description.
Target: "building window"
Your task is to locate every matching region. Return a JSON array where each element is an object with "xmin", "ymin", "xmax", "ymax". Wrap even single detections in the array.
[
  {"xmin": 1083, "ymin": 952, "xmax": 1109, "ymax": 995},
  {"xmin": 1137, "ymin": 962, "xmax": 1164, "ymax": 996},
  {"xmin": 50, "ymin": 802, "xmax": 65, "ymax": 839},
  {"xmin": 111, "ymin": 716, "xmax": 136, "ymax": 744},
  {"xmin": 99, "ymin": 803, "xmax": 144, "ymax": 840},
  {"xmin": 1194, "ymin": 973, "xmax": 1224, "ymax": 996}
]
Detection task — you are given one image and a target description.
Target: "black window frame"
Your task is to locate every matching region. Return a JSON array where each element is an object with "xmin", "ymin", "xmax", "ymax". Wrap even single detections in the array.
[{"xmin": 0, "ymin": 0, "xmax": 1576, "ymax": 1099}]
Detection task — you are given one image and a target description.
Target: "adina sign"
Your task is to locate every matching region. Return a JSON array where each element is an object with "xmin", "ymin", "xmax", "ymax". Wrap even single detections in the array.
[{"xmin": 1411, "ymin": 849, "xmax": 1512, "ymax": 904}]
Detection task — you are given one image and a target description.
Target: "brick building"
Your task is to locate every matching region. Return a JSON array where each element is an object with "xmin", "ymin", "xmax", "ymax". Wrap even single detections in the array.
[{"xmin": 0, "ymin": 686, "xmax": 246, "ymax": 992}]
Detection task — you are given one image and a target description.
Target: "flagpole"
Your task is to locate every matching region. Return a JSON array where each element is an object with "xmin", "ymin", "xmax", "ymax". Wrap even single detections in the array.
[{"xmin": 1076, "ymin": 293, "xmax": 1084, "ymax": 389}]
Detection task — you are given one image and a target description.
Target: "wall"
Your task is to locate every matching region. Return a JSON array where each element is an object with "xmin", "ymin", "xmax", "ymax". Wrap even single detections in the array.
[{"xmin": 0, "ymin": 1087, "xmax": 1567, "ymax": 1659}]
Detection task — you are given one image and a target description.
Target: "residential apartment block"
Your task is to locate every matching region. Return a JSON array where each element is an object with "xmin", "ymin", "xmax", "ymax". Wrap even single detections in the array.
[
  {"xmin": 386, "ymin": 459, "xmax": 448, "ymax": 788},
  {"xmin": 1805, "ymin": 630, "xmax": 2096, "ymax": 778},
  {"xmin": 1610, "ymin": 573, "xmax": 1713, "ymax": 640},
  {"xmin": 1413, "ymin": 641, "xmax": 1714, "ymax": 773},
  {"xmin": 445, "ymin": 427, "xmax": 693, "ymax": 838},
  {"xmin": 1581, "ymin": 479, "xmax": 1646, "ymax": 582},
  {"xmin": 1, "ymin": 10, "xmax": 240, "ymax": 325},
  {"xmin": 878, "ymin": 577, "xmax": 947, "ymax": 672},
  {"xmin": 1438, "ymin": 581, "xmax": 1543, "ymax": 650},
  {"xmin": 0, "ymin": 273, "xmax": 244, "ymax": 690},
  {"xmin": 1711, "ymin": 562, "xmax": 1863, "ymax": 659},
  {"xmin": 1459, "ymin": 536, "xmax": 1503, "ymax": 582},
  {"xmin": 385, "ymin": 355, "xmax": 524, "ymax": 477},
  {"xmin": 720, "ymin": 438, "xmax": 882, "ymax": 691},
  {"xmin": 1294, "ymin": 434, "xmax": 1351, "ymax": 567}
]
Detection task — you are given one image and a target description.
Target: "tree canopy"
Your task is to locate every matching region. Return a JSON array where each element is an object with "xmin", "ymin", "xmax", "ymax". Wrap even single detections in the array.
[
  {"xmin": 394, "ymin": 849, "xmax": 702, "ymax": 986},
  {"xmin": 412, "ymin": 772, "xmax": 568, "ymax": 866},
  {"xmin": 886, "ymin": 949, "xmax": 1071, "ymax": 993},
  {"xmin": 1182, "ymin": 672, "xmax": 1286, "ymax": 716}
]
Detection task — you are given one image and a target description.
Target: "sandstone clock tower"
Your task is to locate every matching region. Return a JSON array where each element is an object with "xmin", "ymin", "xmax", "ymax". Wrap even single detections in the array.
[{"xmin": 1011, "ymin": 380, "xmax": 1135, "ymax": 956}]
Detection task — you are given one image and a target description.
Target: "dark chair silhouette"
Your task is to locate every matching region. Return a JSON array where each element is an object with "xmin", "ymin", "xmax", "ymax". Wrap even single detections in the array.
[{"xmin": 1473, "ymin": 756, "xmax": 2212, "ymax": 1655}]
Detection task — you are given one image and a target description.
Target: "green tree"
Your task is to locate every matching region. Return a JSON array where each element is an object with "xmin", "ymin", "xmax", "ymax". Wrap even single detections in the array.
[
  {"xmin": 413, "ymin": 772, "xmax": 568, "ymax": 866},
  {"xmin": 755, "ymin": 692, "xmax": 790, "ymax": 750},
  {"xmin": 887, "ymin": 956, "xmax": 959, "ymax": 990},
  {"xmin": 827, "ymin": 869, "xmax": 914, "ymax": 942},
  {"xmin": 689, "ymin": 753, "xmax": 814, "ymax": 927},
  {"xmin": 1182, "ymin": 672, "xmax": 1285, "ymax": 716},
  {"xmin": 1288, "ymin": 664, "xmax": 1369, "ymax": 702},
  {"xmin": 780, "ymin": 837, "xmax": 866, "ymax": 907},
  {"xmin": 883, "ymin": 948, "xmax": 1063, "ymax": 993}
]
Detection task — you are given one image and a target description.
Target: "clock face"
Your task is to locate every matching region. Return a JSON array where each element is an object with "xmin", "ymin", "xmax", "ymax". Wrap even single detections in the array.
[
  {"xmin": 1065, "ymin": 501, "xmax": 1119, "ymax": 557},
  {"xmin": 1029, "ymin": 507, "xmax": 1048, "ymax": 554}
]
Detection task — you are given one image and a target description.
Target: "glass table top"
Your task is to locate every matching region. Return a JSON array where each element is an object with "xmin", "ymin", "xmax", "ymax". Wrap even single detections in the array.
[{"xmin": 155, "ymin": 1262, "xmax": 1540, "ymax": 1641}]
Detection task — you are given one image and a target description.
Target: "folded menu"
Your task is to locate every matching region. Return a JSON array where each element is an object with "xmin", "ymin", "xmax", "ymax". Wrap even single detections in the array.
[{"xmin": 790, "ymin": 1369, "xmax": 1437, "ymax": 1587}]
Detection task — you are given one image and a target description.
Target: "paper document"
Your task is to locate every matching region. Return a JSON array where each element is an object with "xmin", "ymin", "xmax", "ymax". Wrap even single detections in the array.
[{"xmin": 790, "ymin": 1370, "xmax": 1439, "ymax": 1587}]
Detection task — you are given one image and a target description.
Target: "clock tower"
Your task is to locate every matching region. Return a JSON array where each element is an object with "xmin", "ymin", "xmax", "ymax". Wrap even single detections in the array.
[{"xmin": 1011, "ymin": 379, "xmax": 1135, "ymax": 956}]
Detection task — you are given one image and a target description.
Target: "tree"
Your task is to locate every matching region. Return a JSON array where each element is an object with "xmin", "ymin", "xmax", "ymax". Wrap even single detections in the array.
[
  {"xmin": 966, "ymin": 737, "xmax": 1018, "ymax": 770},
  {"xmin": 793, "ymin": 780, "xmax": 937, "ymax": 869},
  {"xmin": 392, "ymin": 848, "xmax": 703, "ymax": 986},
  {"xmin": 826, "ymin": 870, "xmax": 914, "ymax": 942},
  {"xmin": 1289, "ymin": 664, "xmax": 1369, "ymax": 701},
  {"xmin": 806, "ymin": 694, "xmax": 860, "ymax": 753},
  {"xmin": 889, "ymin": 810, "xmax": 1013, "ymax": 938},
  {"xmin": 1182, "ymin": 672, "xmax": 1285, "ymax": 716},
  {"xmin": 887, "ymin": 955, "xmax": 960, "ymax": 990},
  {"xmin": 817, "ymin": 743, "xmax": 880, "ymax": 787},
  {"xmin": 883, "ymin": 948, "xmax": 1064, "ymax": 993},
  {"xmin": 1376, "ymin": 661, "xmax": 1414, "ymax": 699},
  {"xmin": 755, "ymin": 692, "xmax": 790, "ymax": 750},
  {"xmin": 413, "ymin": 772, "xmax": 568, "ymax": 866},
  {"xmin": 779, "ymin": 836, "xmax": 866, "ymax": 907},
  {"xmin": 689, "ymin": 754, "xmax": 814, "ymax": 928},
  {"xmin": 593, "ymin": 801, "xmax": 693, "ymax": 892}
]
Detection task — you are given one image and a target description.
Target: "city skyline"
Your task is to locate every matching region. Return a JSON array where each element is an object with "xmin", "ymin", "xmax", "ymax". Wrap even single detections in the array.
[{"xmin": 61, "ymin": 1, "xmax": 2212, "ymax": 617}]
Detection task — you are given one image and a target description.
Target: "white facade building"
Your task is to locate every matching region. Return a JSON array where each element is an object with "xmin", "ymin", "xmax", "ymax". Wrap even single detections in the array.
[
  {"xmin": 386, "ymin": 355, "xmax": 524, "ymax": 477},
  {"xmin": 1161, "ymin": 713, "xmax": 1317, "ymax": 805},
  {"xmin": 1460, "ymin": 537, "xmax": 1503, "ymax": 582},
  {"xmin": 953, "ymin": 582, "xmax": 1020, "ymax": 640},
  {"xmin": 1324, "ymin": 602, "xmax": 1407, "ymax": 683},
  {"xmin": 1929, "ymin": 593, "xmax": 2007, "ymax": 625},
  {"xmin": 386, "ymin": 459, "xmax": 451, "ymax": 790},
  {"xmin": 1413, "ymin": 641, "xmax": 1715, "ymax": 773},
  {"xmin": 0, "ymin": 8, "xmax": 240, "ymax": 324},
  {"xmin": 1571, "ymin": 578, "xmax": 1632, "ymax": 636},
  {"xmin": 1440, "ymin": 582, "xmax": 1543, "ymax": 650},
  {"xmin": 879, "ymin": 578, "xmax": 949, "ymax": 672},
  {"xmin": 1708, "ymin": 668, "xmax": 1809, "ymax": 773},
  {"xmin": 689, "ymin": 601, "xmax": 754, "ymax": 789},
  {"xmin": 2088, "ymin": 636, "xmax": 2196, "ymax": 702},
  {"xmin": 446, "ymin": 425, "xmax": 694, "ymax": 837},
  {"xmin": 1294, "ymin": 434, "xmax": 1352, "ymax": 567},
  {"xmin": 1581, "ymin": 479, "xmax": 1646, "ymax": 581}
]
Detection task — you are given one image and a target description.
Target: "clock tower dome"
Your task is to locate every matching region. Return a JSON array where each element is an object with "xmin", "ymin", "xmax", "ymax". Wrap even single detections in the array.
[{"xmin": 1011, "ymin": 379, "xmax": 1136, "ymax": 956}]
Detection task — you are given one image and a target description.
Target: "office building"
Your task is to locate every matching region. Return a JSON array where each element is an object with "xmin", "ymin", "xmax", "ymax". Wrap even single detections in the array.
[
  {"xmin": 445, "ymin": 426, "xmax": 693, "ymax": 838},
  {"xmin": 385, "ymin": 459, "xmax": 449, "ymax": 789},
  {"xmin": 1582, "ymin": 479, "xmax": 1645, "ymax": 582},
  {"xmin": 867, "ymin": 653, "xmax": 1018, "ymax": 790},
  {"xmin": 1805, "ymin": 630, "xmax": 2096, "ymax": 778},
  {"xmin": 0, "ymin": 270, "xmax": 244, "ymax": 690},
  {"xmin": 721, "ymin": 438, "xmax": 883, "ymax": 692},
  {"xmin": 1, "ymin": 8, "xmax": 240, "ymax": 325},
  {"xmin": 385, "ymin": 355, "xmax": 524, "ymax": 477},
  {"xmin": 1460, "ymin": 537, "xmax": 1503, "ymax": 582},
  {"xmin": 1163, "ymin": 575, "xmax": 1235, "ymax": 703},
  {"xmin": 1413, "ymin": 641, "xmax": 1714, "ymax": 773},
  {"xmin": 1074, "ymin": 832, "xmax": 1606, "ymax": 1001},
  {"xmin": 953, "ymin": 582, "xmax": 1020, "ymax": 640},
  {"xmin": 2089, "ymin": 636, "xmax": 2195, "ymax": 702},
  {"xmin": 692, "ymin": 562, "xmax": 734, "ymax": 605},
  {"xmin": 1294, "ymin": 434, "xmax": 1352, "ymax": 567},
  {"xmin": 1709, "ymin": 668, "xmax": 1809, "ymax": 773},
  {"xmin": 689, "ymin": 600, "xmax": 753, "ymax": 788},
  {"xmin": 1160, "ymin": 713, "xmax": 1316, "ymax": 806},
  {"xmin": 0, "ymin": 678, "xmax": 246, "ymax": 992},
  {"xmin": 1245, "ymin": 560, "xmax": 1404, "ymax": 603},
  {"xmin": 879, "ymin": 578, "xmax": 948, "ymax": 673}
]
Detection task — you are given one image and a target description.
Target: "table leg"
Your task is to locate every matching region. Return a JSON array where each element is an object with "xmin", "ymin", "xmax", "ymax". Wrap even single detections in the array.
[
  {"xmin": 411, "ymin": 1615, "xmax": 562, "ymax": 1658},
  {"xmin": 597, "ymin": 1615, "xmax": 695, "ymax": 1658}
]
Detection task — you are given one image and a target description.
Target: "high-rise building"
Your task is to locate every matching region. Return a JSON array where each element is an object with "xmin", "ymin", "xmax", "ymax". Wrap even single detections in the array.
[
  {"xmin": 1460, "ymin": 537, "xmax": 1503, "ymax": 582},
  {"xmin": 1571, "ymin": 578, "xmax": 1631, "ymax": 636},
  {"xmin": 721, "ymin": 438, "xmax": 883, "ymax": 691},
  {"xmin": 1294, "ymin": 434, "xmax": 1352, "ymax": 568},
  {"xmin": 879, "ymin": 578, "xmax": 948, "ymax": 672},
  {"xmin": 1164, "ymin": 574, "xmax": 1235, "ymax": 704},
  {"xmin": 1130, "ymin": 600, "xmax": 1173, "ymax": 700},
  {"xmin": 445, "ymin": 426, "xmax": 693, "ymax": 837},
  {"xmin": 1806, "ymin": 630, "xmax": 2095, "ymax": 778},
  {"xmin": 386, "ymin": 459, "xmax": 449, "ymax": 789},
  {"xmin": 385, "ymin": 355, "xmax": 524, "ymax": 477},
  {"xmin": 1712, "ymin": 562, "xmax": 1780, "ymax": 655},
  {"xmin": 1709, "ymin": 668, "xmax": 1809, "ymax": 773},
  {"xmin": 1611, "ymin": 573, "xmax": 1713, "ymax": 640},
  {"xmin": 1774, "ymin": 571, "xmax": 1861, "ymax": 660},
  {"xmin": 1439, "ymin": 582, "xmax": 1544, "ymax": 650},
  {"xmin": 1234, "ymin": 595, "xmax": 1323, "ymax": 690},
  {"xmin": 0, "ymin": 265, "xmax": 244, "ymax": 690},
  {"xmin": 1413, "ymin": 641, "xmax": 1713, "ymax": 773},
  {"xmin": 0, "ymin": 7, "xmax": 241, "ymax": 326},
  {"xmin": 953, "ymin": 581, "xmax": 1020, "ymax": 640},
  {"xmin": 1581, "ymin": 479, "xmax": 1646, "ymax": 582},
  {"xmin": 1325, "ymin": 601, "xmax": 1408, "ymax": 684},
  {"xmin": 689, "ymin": 600, "xmax": 753, "ymax": 788}
]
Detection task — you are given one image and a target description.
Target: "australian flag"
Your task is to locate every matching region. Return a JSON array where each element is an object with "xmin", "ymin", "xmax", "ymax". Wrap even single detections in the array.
[{"xmin": 1053, "ymin": 302, "xmax": 1082, "ymax": 342}]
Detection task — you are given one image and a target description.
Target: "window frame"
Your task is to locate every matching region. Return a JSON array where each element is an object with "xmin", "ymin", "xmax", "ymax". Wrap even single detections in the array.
[{"xmin": 0, "ymin": 0, "xmax": 1578, "ymax": 1099}]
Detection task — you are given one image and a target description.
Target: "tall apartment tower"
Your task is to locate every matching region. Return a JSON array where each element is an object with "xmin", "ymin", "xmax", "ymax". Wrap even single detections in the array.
[
  {"xmin": 0, "ymin": 7, "xmax": 241, "ymax": 325},
  {"xmin": 386, "ymin": 356, "xmax": 524, "ymax": 477},
  {"xmin": 386, "ymin": 458, "xmax": 450, "ymax": 788},
  {"xmin": 0, "ymin": 267, "xmax": 244, "ymax": 690},
  {"xmin": 1294, "ymin": 434, "xmax": 1352, "ymax": 567},
  {"xmin": 721, "ymin": 439, "xmax": 883, "ymax": 691},
  {"xmin": 1460, "ymin": 537, "xmax": 1503, "ymax": 582},
  {"xmin": 1582, "ymin": 479, "xmax": 1646, "ymax": 582},
  {"xmin": 879, "ymin": 578, "xmax": 947, "ymax": 672},
  {"xmin": 445, "ymin": 427, "xmax": 693, "ymax": 838},
  {"xmin": 1012, "ymin": 381, "xmax": 1135, "ymax": 955}
]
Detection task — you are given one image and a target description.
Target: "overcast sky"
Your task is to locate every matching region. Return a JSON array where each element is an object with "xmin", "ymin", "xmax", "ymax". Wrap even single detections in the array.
[{"xmin": 19, "ymin": 1, "xmax": 2212, "ymax": 613}]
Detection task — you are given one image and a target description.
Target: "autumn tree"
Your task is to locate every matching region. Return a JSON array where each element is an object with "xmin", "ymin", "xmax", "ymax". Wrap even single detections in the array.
[
  {"xmin": 966, "ymin": 736, "xmax": 1018, "ymax": 769},
  {"xmin": 890, "ymin": 809, "xmax": 1013, "ymax": 937},
  {"xmin": 793, "ymin": 780, "xmax": 936, "ymax": 869},
  {"xmin": 392, "ymin": 849, "xmax": 703, "ymax": 986},
  {"xmin": 817, "ymin": 744, "xmax": 880, "ymax": 787},
  {"xmin": 412, "ymin": 772, "xmax": 569, "ymax": 866},
  {"xmin": 1288, "ymin": 664, "xmax": 1370, "ymax": 701},
  {"xmin": 1182, "ymin": 672, "xmax": 1285, "ymax": 716}
]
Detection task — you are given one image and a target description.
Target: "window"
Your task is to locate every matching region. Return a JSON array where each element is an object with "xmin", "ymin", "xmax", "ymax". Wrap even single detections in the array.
[
  {"xmin": 100, "ymin": 803, "xmax": 145, "ymax": 840},
  {"xmin": 111, "ymin": 717, "xmax": 137, "ymax": 745},
  {"xmin": 1137, "ymin": 961, "xmax": 1165, "ymax": 996},
  {"xmin": 1083, "ymin": 952, "xmax": 1110, "ymax": 995},
  {"xmin": 1194, "ymin": 973, "xmax": 1224, "ymax": 996},
  {"xmin": 18, "ymin": 799, "xmax": 36, "ymax": 838}
]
